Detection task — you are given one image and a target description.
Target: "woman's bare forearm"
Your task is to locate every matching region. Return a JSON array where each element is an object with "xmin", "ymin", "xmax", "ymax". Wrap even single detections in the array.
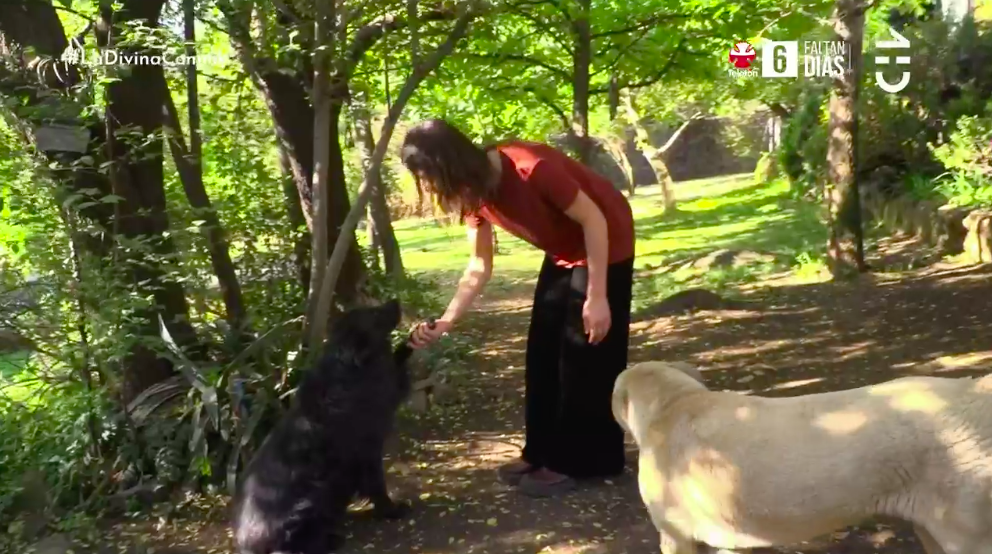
[{"xmin": 440, "ymin": 261, "xmax": 491, "ymax": 325}]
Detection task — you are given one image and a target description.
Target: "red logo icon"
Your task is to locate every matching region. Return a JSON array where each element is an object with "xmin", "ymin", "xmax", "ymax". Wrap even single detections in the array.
[{"xmin": 729, "ymin": 41, "xmax": 756, "ymax": 69}]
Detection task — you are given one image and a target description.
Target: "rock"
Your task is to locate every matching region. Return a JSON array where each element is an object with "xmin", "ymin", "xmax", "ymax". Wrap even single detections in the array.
[
  {"xmin": 913, "ymin": 200, "xmax": 939, "ymax": 244},
  {"xmin": 409, "ymin": 389, "xmax": 429, "ymax": 412},
  {"xmin": 637, "ymin": 289, "xmax": 759, "ymax": 319},
  {"xmin": 26, "ymin": 534, "xmax": 72, "ymax": 554},
  {"xmin": 963, "ymin": 209, "xmax": 992, "ymax": 263},
  {"xmin": 0, "ymin": 328, "xmax": 35, "ymax": 353},
  {"xmin": 431, "ymin": 381, "xmax": 456, "ymax": 405},
  {"xmin": 895, "ymin": 196, "xmax": 918, "ymax": 236},
  {"xmin": 936, "ymin": 204, "xmax": 969, "ymax": 254},
  {"xmin": 10, "ymin": 470, "xmax": 50, "ymax": 540}
]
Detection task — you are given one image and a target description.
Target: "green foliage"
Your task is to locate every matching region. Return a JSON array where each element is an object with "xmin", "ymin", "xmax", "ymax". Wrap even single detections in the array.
[
  {"xmin": 903, "ymin": 172, "xmax": 944, "ymax": 201},
  {"xmin": 930, "ymin": 112, "xmax": 992, "ymax": 180},
  {"xmin": 0, "ymin": 362, "xmax": 117, "ymax": 516},
  {"xmin": 928, "ymin": 109, "xmax": 992, "ymax": 207},
  {"xmin": 778, "ymin": 87, "xmax": 828, "ymax": 197},
  {"xmin": 933, "ymin": 172, "xmax": 992, "ymax": 207},
  {"xmin": 783, "ymin": 15, "xmax": 992, "ymax": 204}
]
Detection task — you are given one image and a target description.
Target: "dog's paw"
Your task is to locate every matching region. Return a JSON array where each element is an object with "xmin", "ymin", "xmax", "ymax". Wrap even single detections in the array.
[{"xmin": 372, "ymin": 499, "xmax": 411, "ymax": 520}]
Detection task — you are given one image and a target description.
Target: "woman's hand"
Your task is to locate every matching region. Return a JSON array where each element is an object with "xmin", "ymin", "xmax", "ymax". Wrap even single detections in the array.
[
  {"xmin": 409, "ymin": 319, "xmax": 452, "ymax": 349},
  {"xmin": 583, "ymin": 295, "xmax": 612, "ymax": 344}
]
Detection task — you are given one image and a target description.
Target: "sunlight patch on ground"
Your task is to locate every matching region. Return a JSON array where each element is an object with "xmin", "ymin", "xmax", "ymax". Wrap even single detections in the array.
[
  {"xmin": 829, "ymin": 341, "xmax": 876, "ymax": 361},
  {"xmin": 539, "ymin": 540, "xmax": 612, "ymax": 553},
  {"xmin": 891, "ymin": 350, "xmax": 992, "ymax": 374},
  {"xmin": 707, "ymin": 338, "xmax": 799, "ymax": 357},
  {"xmin": 760, "ymin": 377, "xmax": 826, "ymax": 392},
  {"xmin": 397, "ymin": 433, "xmax": 524, "ymax": 476}
]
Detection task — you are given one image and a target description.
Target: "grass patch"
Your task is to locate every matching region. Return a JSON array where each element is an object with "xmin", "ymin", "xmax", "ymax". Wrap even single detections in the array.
[
  {"xmin": 395, "ymin": 173, "xmax": 829, "ymax": 311},
  {"xmin": 0, "ymin": 351, "xmax": 38, "ymax": 404}
]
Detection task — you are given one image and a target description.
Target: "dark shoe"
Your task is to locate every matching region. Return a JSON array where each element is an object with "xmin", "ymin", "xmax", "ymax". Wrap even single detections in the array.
[
  {"xmin": 497, "ymin": 459, "xmax": 537, "ymax": 486},
  {"xmin": 372, "ymin": 499, "xmax": 410, "ymax": 519},
  {"xmin": 517, "ymin": 469, "xmax": 576, "ymax": 497}
]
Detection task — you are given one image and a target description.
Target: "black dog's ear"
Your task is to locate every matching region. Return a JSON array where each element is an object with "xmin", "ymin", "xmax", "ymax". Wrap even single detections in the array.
[{"xmin": 379, "ymin": 298, "xmax": 402, "ymax": 330}]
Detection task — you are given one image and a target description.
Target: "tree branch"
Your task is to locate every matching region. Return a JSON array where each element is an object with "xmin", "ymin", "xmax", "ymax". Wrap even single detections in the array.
[
  {"xmin": 506, "ymin": 0, "xmax": 572, "ymax": 22},
  {"xmin": 589, "ymin": 40, "xmax": 692, "ymax": 93},
  {"xmin": 24, "ymin": 0, "xmax": 97, "ymax": 25},
  {"xmin": 591, "ymin": 13, "xmax": 692, "ymax": 39},
  {"xmin": 269, "ymin": 0, "xmax": 303, "ymax": 26},
  {"xmin": 505, "ymin": 6, "xmax": 573, "ymax": 54},
  {"xmin": 343, "ymin": 8, "xmax": 454, "ymax": 76},
  {"xmin": 462, "ymin": 51, "xmax": 571, "ymax": 79},
  {"xmin": 591, "ymin": 24, "xmax": 658, "ymax": 75},
  {"xmin": 656, "ymin": 112, "xmax": 705, "ymax": 155},
  {"xmin": 493, "ymin": 84, "xmax": 569, "ymax": 128}
]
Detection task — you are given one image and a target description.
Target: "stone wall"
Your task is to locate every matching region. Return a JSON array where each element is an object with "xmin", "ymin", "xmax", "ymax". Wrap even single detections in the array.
[
  {"xmin": 861, "ymin": 187, "xmax": 992, "ymax": 264},
  {"xmin": 646, "ymin": 114, "xmax": 768, "ymax": 182},
  {"xmin": 549, "ymin": 111, "xmax": 772, "ymax": 191}
]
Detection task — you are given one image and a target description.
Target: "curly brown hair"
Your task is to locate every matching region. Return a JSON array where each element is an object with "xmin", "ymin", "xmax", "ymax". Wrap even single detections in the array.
[{"xmin": 400, "ymin": 119, "xmax": 497, "ymax": 216}]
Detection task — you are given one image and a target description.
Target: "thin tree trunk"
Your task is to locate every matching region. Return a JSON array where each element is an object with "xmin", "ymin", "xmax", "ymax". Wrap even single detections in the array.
[
  {"xmin": 352, "ymin": 99, "xmax": 403, "ymax": 278},
  {"xmin": 217, "ymin": 0, "xmax": 367, "ymax": 309},
  {"xmin": 308, "ymin": 2, "xmax": 477, "ymax": 351},
  {"xmin": 622, "ymin": 92, "xmax": 686, "ymax": 211},
  {"xmin": 152, "ymin": 0, "xmax": 248, "ymax": 334},
  {"xmin": 99, "ymin": 0, "xmax": 205, "ymax": 400},
  {"xmin": 307, "ymin": 0, "xmax": 335, "ymax": 334},
  {"xmin": 280, "ymin": 148, "xmax": 312, "ymax": 296},
  {"xmin": 570, "ymin": 0, "xmax": 592, "ymax": 165},
  {"xmin": 826, "ymin": 0, "xmax": 868, "ymax": 278},
  {"xmin": 366, "ymin": 202, "xmax": 382, "ymax": 270}
]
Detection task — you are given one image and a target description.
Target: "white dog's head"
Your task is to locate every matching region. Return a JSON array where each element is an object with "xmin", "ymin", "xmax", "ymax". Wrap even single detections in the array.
[{"xmin": 612, "ymin": 361, "xmax": 708, "ymax": 439}]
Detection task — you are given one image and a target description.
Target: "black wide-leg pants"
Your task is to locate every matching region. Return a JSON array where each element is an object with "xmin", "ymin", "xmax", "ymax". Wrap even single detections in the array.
[{"xmin": 520, "ymin": 254, "xmax": 634, "ymax": 479}]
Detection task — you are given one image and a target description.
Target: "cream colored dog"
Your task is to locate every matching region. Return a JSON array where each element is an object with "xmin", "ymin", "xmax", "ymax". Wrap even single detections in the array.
[{"xmin": 612, "ymin": 361, "xmax": 992, "ymax": 554}]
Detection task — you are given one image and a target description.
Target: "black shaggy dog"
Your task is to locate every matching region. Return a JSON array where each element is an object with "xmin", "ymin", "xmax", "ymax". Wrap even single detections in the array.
[{"xmin": 233, "ymin": 299, "xmax": 416, "ymax": 554}]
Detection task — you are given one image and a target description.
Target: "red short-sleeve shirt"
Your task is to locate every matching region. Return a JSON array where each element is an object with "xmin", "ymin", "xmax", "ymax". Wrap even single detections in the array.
[{"xmin": 465, "ymin": 140, "xmax": 635, "ymax": 267}]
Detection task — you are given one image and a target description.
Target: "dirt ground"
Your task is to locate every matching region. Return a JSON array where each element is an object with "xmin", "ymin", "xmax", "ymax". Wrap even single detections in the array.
[{"xmin": 103, "ymin": 238, "xmax": 992, "ymax": 554}]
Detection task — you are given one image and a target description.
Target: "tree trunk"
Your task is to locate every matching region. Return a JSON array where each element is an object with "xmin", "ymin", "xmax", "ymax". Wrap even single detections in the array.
[
  {"xmin": 570, "ymin": 0, "xmax": 593, "ymax": 165},
  {"xmin": 307, "ymin": 0, "xmax": 335, "ymax": 334},
  {"xmin": 249, "ymin": 69, "xmax": 366, "ymax": 308},
  {"xmin": 367, "ymin": 202, "xmax": 382, "ymax": 270},
  {"xmin": 280, "ymin": 148, "xmax": 312, "ymax": 296},
  {"xmin": 622, "ymin": 92, "xmax": 679, "ymax": 211},
  {"xmin": 826, "ymin": 0, "xmax": 868, "ymax": 278},
  {"xmin": 155, "ymin": 0, "xmax": 248, "ymax": 334},
  {"xmin": 99, "ymin": 0, "xmax": 205, "ymax": 400},
  {"xmin": 352, "ymin": 100, "xmax": 404, "ymax": 279}
]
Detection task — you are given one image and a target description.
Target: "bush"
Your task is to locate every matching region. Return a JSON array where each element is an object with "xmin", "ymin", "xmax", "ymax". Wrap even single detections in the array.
[
  {"xmin": 753, "ymin": 151, "xmax": 778, "ymax": 183},
  {"xmin": 779, "ymin": 87, "xmax": 828, "ymax": 198},
  {"xmin": 926, "ymin": 105, "xmax": 992, "ymax": 207}
]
